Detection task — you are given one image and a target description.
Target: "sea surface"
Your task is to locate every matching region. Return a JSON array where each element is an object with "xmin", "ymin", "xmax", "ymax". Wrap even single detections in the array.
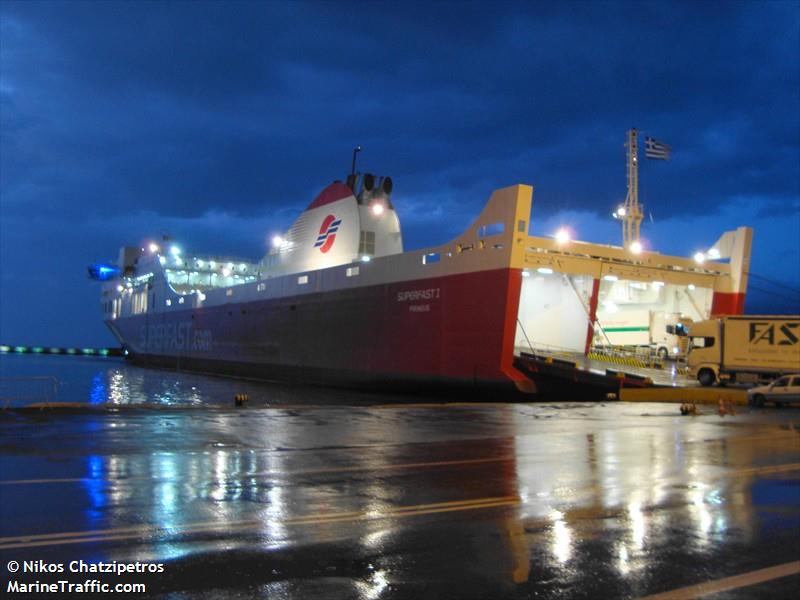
[{"xmin": 0, "ymin": 354, "xmax": 412, "ymax": 408}]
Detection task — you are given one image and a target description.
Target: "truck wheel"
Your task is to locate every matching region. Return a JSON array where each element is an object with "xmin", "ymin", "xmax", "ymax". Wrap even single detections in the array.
[
  {"xmin": 753, "ymin": 394, "xmax": 765, "ymax": 407},
  {"xmin": 698, "ymin": 369, "xmax": 715, "ymax": 387}
]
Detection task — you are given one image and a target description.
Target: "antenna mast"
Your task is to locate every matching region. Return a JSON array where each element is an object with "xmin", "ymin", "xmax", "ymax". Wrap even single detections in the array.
[{"xmin": 622, "ymin": 128, "xmax": 644, "ymax": 248}]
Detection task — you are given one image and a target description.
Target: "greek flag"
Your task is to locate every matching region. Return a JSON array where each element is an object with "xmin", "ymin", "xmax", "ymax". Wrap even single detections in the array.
[{"xmin": 645, "ymin": 136, "xmax": 671, "ymax": 160}]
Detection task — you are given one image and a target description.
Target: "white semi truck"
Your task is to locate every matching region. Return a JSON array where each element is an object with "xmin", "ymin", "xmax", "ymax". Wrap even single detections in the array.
[
  {"xmin": 595, "ymin": 310, "xmax": 692, "ymax": 360},
  {"xmin": 687, "ymin": 315, "xmax": 800, "ymax": 386}
]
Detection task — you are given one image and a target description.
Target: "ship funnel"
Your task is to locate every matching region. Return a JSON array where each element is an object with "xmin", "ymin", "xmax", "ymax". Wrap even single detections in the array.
[
  {"xmin": 345, "ymin": 172, "xmax": 360, "ymax": 192},
  {"xmin": 363, "ymin": 173, "xmax": 375, "ymax": 192},
  {"xmin": 382, "ymin": 176, "xmax": 393, "ymax": 195}
]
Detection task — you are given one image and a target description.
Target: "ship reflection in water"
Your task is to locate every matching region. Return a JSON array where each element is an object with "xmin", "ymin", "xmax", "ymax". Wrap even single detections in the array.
[
  {"xmin": 79, "ymin": 357, "xmax": 382, "ymax": 407},
  {"xmin": 0, "ymin": 353, "xmax": 797, "ymax": 597},
  {"xmin": 3, "ymin": 394, "xmax": 786, "ymax": 598}
]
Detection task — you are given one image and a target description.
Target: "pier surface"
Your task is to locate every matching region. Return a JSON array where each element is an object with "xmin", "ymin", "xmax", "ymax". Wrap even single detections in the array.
[{"xmin": 1, "ymin": 402, "xmax": 798, "ymax": 598}]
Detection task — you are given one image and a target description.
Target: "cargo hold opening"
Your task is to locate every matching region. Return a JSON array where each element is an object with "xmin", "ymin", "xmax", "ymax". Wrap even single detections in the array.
[
  {"xmin": 515, "ymin": 271, "xmax": 594, "ymax": 354},
  {"xmin": 514, "ymin": 270, "xmax": 715, "ymax": 358}
]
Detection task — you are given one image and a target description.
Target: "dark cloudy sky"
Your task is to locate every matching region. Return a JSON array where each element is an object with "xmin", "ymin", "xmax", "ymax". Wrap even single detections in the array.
[{"xmin": 1, "ymin": 0, "xmax": 798, "ymax": 347}]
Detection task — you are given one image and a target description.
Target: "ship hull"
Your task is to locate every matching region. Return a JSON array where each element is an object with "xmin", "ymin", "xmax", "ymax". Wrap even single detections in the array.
[{"xmin": 107, "ymin": 268, "xmax": 530, "ymax": 396}]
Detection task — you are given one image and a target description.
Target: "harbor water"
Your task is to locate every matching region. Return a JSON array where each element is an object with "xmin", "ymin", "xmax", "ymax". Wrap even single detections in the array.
[{"xmin": 0, "ymin": 354, "xmax": 404, "ymax": 408}]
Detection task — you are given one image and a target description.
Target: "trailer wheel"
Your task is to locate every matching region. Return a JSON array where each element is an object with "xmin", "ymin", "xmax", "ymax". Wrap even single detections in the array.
[{"xmin": 698, "ymin": 369, "xmax": 715, "ymax": 387}]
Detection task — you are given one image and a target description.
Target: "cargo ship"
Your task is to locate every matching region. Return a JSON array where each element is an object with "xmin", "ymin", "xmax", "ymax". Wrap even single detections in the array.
[{"xmin": 90, "ymin": 163, "xmax": 753, "ymax": 397}]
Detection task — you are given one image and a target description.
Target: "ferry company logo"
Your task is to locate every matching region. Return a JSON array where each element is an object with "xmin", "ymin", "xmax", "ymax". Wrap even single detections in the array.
[{"xmin": 315, "ymin": 214, "xmax": 341, "ymax": 253}]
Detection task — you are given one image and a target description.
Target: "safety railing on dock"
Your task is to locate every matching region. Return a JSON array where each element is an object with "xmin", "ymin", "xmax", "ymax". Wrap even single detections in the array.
[
  {"xmin": 587, "ymin": 346, "xmax": 666, "ymax": 370},
  {"xmin": 0, "ymin": 376, "xmax": 59, "ymax": 409}
]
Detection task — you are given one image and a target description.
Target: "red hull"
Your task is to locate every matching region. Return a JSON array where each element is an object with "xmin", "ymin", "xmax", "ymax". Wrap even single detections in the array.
[{"xmin": 108, "ymin": 268, "xmax": 529, "ymax": 389}]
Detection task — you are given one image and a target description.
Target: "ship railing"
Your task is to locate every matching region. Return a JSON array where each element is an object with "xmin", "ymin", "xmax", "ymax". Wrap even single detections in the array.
[{"xmin": 0, "ymin": 376, "xmax": 59, "ymax": 409}]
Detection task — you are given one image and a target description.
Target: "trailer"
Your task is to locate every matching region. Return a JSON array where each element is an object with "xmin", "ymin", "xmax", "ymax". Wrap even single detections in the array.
[
  {"xmin": 595, "ymin": 310, "xmax": 692, "ymax": 360},
  {"xmin": 687, "ymin": 315, "xmax": 800, "ymax": 386}
]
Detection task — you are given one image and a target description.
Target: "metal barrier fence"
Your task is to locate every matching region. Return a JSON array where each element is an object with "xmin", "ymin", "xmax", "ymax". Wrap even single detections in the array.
[{"xmin": 0, "ymin": 376, "xmax": 59, "ymax": 409}]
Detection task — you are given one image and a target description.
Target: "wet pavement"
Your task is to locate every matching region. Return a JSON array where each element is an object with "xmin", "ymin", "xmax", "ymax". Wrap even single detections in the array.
[{"xmin": 1, "ymin": 401, "xmax": 799, "ymax": 599}]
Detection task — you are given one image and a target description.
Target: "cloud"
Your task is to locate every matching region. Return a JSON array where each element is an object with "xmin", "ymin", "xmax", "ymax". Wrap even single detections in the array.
[{"xmin": 1, "ymin": 0, "xmax": 798, "ymax": 344}]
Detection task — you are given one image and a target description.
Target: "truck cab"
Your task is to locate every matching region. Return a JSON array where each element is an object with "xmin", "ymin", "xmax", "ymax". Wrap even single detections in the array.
[{"xmin": 687, "ymin": 319, "xmax": 720, "ymax": 385}]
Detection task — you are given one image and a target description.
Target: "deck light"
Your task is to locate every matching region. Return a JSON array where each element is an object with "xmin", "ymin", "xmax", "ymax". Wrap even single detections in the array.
[
  {"xmin": 630, "ymin": 241, "xmax": 643, "ymax": 254},
  {"xmin": 148, "ymin": 242, "xmax": 159, "ymax": 253},
  {"xmin": 371, "ymin": 202, "xmax": 385, "ymax": 217},
  {"xmin": 688, "ymin": 284, "xmax": 696, "ymax": 290},
  {"xmin": 361, "ymin": 255, "xmax": 372, "ymax": 263},
  {"xmin": 707, "ymin": 248, "xmax": 720, "ymax": 259},
  {"xmin": 159, "ymin": 256, "xmax": 166, "ymax": 265},
  {"xmin": 555, "ymin": 228, "xmax": 571, "ymax": 244},
  {"xmin": 222, "ymin": 268, "xmax": 231, "ymax": 277},
  {"xmin": 693, "ymin": 252, "xmax": 705, "ymax": 264},
  {"xmin": 170, "ymin": 245, "xmax": 181, "ymax": 256},
  {"xmin": 603, "ymin": 275, "xmax": 618, "ymax": 282},
  {"xmin": 272, "ymin": 235, "xmax": 284, "ymax": 248},
  {"xmin": 537, "ymin": 267, "xmax": 554, "ymax": 275}
]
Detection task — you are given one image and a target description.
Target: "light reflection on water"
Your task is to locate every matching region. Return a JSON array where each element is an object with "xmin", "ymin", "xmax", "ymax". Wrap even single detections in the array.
[
  {"xmin": 72, "ymin": 405, "xmax": 776, "ymax": 589},
  {"xmin": 510, "ymin": 409, "xmax": 766, "ymax": 580},
  {"xmin": 0, "ymin": 354, "xmax": 373, "ymax": 406},
  {"xmin": 5, "ymin": 356, "xmax": 788, "ymax": 594}
]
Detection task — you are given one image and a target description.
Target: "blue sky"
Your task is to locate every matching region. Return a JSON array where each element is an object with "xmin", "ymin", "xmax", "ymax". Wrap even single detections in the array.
[{"xmin": 1, "ymin": 0, "xmax": 798, "ymax": 347}]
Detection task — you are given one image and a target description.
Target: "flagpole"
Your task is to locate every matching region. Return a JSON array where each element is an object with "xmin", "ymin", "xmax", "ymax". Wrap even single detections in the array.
[{"xmin": 623, "ymin": 128, "xmax": 644, "ymax": 248}]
